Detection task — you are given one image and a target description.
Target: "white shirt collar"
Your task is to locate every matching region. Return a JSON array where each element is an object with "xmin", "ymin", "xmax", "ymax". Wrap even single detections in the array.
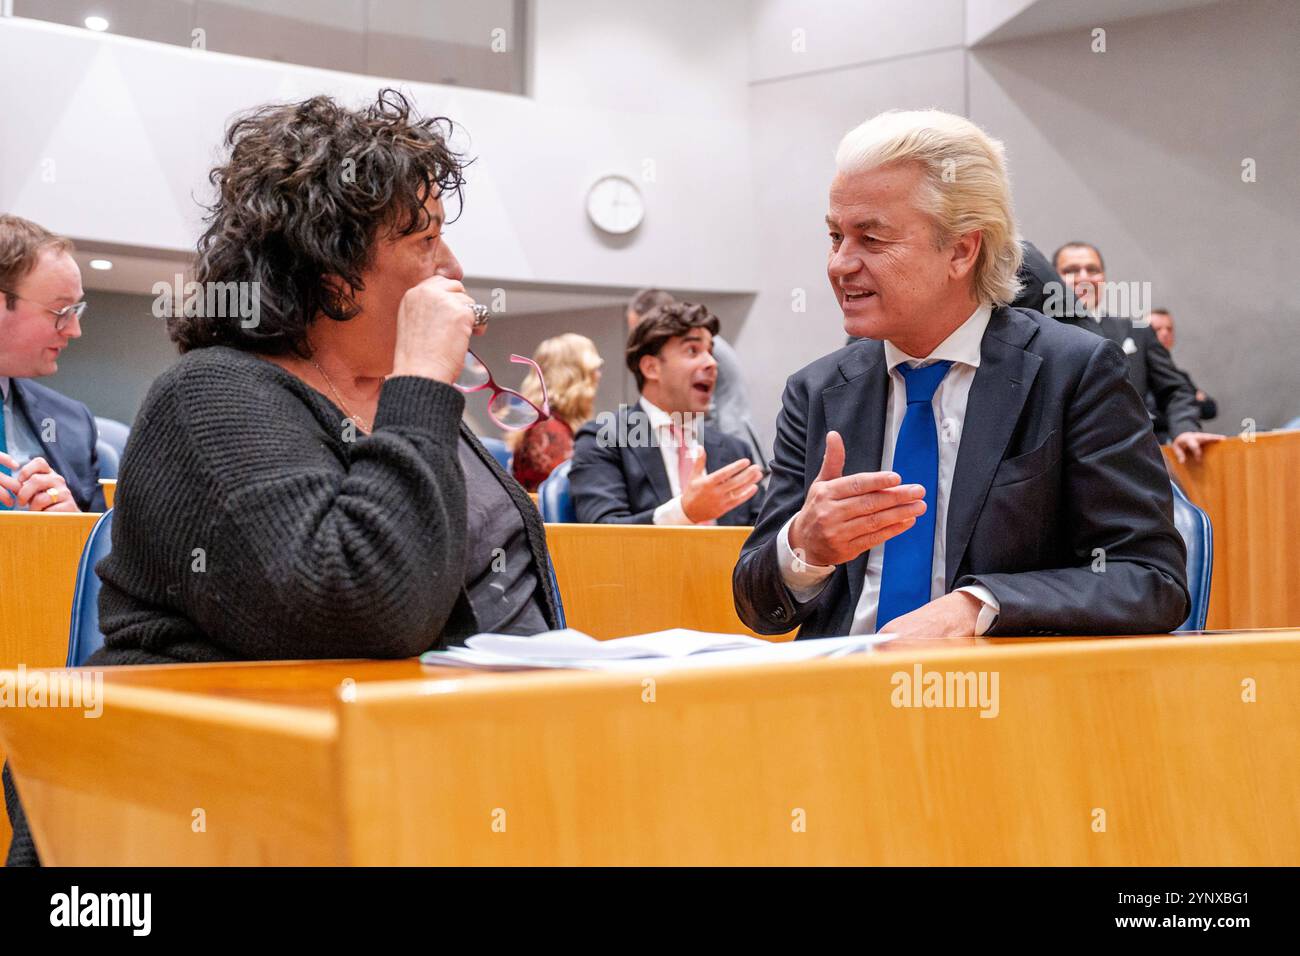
[
  {"xmin": 0, "ymin": 376, "xmax": 9, "ymax": 402},
  {"xmin": 883, "ymin": 303, "xmax": 993, "ymax": 372},
  {"xmin": 638, "ymin": 395, "xmax": 673, "ymax": 429},
  {"xmin": 638, "ymin": 395, "xmax": 699, "ymax": 439}
]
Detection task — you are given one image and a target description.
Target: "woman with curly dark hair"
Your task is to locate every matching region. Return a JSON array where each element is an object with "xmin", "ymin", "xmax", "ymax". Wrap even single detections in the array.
[{"xmin": 2, "ymin": 90, "xmax": 562, "ymax": 865}]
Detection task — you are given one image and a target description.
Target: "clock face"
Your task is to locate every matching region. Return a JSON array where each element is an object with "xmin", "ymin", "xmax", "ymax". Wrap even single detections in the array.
[{"xmin": 586, "ymin": 175, "xmax": 644, "ymax": 235}]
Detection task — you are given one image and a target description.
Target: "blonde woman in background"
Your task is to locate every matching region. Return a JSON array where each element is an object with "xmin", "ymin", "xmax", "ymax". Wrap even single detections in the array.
[{"xmin": 510, "ymin": 333, "xmax": 603, "ymax": 491}]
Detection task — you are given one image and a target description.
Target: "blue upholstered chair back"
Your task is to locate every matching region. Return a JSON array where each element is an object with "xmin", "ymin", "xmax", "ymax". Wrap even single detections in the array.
[
  {"xmin": 95, "ymin": 438, "xmax": 120, "ymax": 479},
  {"xmin": 479, "ymin": 436, "xmax": 512, "ymax": 471},
  {"xmin": 67, "ymin": 509, "xmax": 114, "ymax": 667},
  {"xmin": 1171, "ymin": 481, "xmax": 1212, "ymax": 631},
  {"xmin": 538, "ymin": 458, "xmax": 575, "ymax": 523},
  {"xmin": 94, "ymin": 417, "xmax": 130, "ymax": 480},
  {"xmin": 95, "ymin": 417, "xmax": 130, "ymax": 457}
]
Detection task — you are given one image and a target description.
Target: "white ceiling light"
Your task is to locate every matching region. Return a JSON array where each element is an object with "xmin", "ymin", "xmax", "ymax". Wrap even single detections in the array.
[
  {"xmin": 84, "ymin": 16, "xmax": 109, "ymax": 32},
  {"xmin": 88, "ymin": 258, "xmax": 113, "ymax": 271}
]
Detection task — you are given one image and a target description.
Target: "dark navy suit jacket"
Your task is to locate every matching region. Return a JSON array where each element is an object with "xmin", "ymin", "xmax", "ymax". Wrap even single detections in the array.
[
  {"xmin": 570, "ymin": 404, "xmax": 763, "ymax": 526},
  {"xmin": 1061, "ymin": 315, "xmax": 1201, "ymax": 440},
  {"xmin": 733, "ymin": 307, "xmax": 1189, "ymax": 638},
  {"xmin": 9, "ymin": 378, "xmax": 105, "ymax": 512}
]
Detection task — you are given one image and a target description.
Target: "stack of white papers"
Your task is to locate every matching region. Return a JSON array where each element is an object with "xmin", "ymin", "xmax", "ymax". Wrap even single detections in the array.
[{"xmin": 420, "ymin": 628, "xmax": 896, "ymax": 672}]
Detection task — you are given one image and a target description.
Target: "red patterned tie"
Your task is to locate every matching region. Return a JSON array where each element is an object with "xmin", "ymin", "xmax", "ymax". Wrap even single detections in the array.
[{"xmin": 671, "ymin": 424, "xmax": 694, "ymax": 493}]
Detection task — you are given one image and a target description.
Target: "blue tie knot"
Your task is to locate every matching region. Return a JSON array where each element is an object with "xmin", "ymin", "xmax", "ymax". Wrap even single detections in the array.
[{"xmin": 898, "ymin": 360, "xmax": 954, "ymax": 404}]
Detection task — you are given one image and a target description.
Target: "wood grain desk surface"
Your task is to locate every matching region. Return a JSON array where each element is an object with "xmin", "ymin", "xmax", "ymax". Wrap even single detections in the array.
[
  {"xmin": 3, "ymin": 628, "xmax": 1297, "ymax": 865},
  {"xmin": 72, "ymin": 626, "xmax": 1299, "ymax": 711}
]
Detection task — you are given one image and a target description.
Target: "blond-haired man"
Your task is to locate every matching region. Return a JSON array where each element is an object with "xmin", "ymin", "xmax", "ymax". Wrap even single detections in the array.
[{"xmin": 733, "ymin": 110, "xmax": 1188, "ymax": 640}]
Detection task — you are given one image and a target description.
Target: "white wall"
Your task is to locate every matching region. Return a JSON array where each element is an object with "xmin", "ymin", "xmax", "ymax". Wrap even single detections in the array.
[
  {"xmin": 0, "ymin": 2, "xmax": 757, "ymax": 294},
  {"xmin": 749, "ymin": 0, "xmax": 965, "ymax": 82},
  {"xmin": 5, "ymin": 0, "xmax": 1296, "ymax": 440},
  {"xmin": 741, "ymin": 3, "xmax": 967, "ymax": 451},
  {"xmin": 738, "ymin": 0, "xmax": 1300, "ymax": 454},
  {"xmin": 968, "ymin": 0, "xmax": 1300, "ymax": 432}
]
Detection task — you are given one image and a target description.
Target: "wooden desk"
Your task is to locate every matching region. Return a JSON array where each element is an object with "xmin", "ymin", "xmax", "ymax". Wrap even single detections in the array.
[
  {"xmin": 0, "ymin": 511, "xmax": 99, "ymax": 857},
  {"xmin": 1165, "ymin": 430, "xmax": 1300, "ymax": 629},
  {"xmin": 0, "ymin": 517, "xmax": 779, "ymax": 856},
  {"xmin": 99, "ymin": 479, "xmax": 116, "ymax": 510},
  {"xmin": 2, "ymin": 629, "xmax": 1296, "ymax": 865},
  {"xmin": 544, "ymin": 523, "xmax": 792, "ymax": 640},
  {"xmin": 0, "ymin": 517, "xmax": 780, "ymax": 653},
  {"xmin": 0, "ymin": 513, "xmax": 99, "ymax": 670}
]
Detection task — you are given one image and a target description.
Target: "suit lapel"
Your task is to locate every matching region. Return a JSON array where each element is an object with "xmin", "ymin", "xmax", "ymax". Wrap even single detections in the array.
[
  {"xmin": 1099, "ymin": 315, "xmax": 1128, "ymax": 343},
  {"xmin": 822, "ymin": 342, "xmax": 889, "ymax": 619},
  {"xmin": 11, "ymin": 380, "xmax": 74, "ymax": 480},
  {"xmin": 944, "ymin": 308, "xmax": 1043, "ymax": 590},
  {"xmin": 626, "ymin": 406, "xmax": 673, "ymax": 506}
]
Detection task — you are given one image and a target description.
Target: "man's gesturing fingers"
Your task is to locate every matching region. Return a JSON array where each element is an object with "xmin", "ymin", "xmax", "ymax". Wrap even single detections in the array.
[
  {"xmin": 0, "ymin": 453, "xmax": 25, "ymax": 506},
  {"xmin": 824, "ymin": 470, "xmax": 907, "ymax": 501},
  {"xmin": 16, "ymin": 456, "xmax": 53, "ymax": 484},
  {"xmin": 815, "ymin": 431, "xmax": 846, "ymax": 483},
  {"xmin": 706, "ymin": 456, "xmax": 748, "ymax": 483},
  {"xmin": 16, "ymin": 471, "xmax": 63, "ymax": 508},
  {"xmin": 718, "ymin": 463, "xmax": 763, "ymax": 495},
  {"xmin": 837, "ymin": 483, "xmax": 926, "ymax": 519}
]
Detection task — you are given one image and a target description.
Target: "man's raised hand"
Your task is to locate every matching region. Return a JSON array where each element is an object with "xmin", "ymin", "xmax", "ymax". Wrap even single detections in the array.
[
  {"xmin": 680, "ymin": 449, "xmax": 763, "ymax": 523},
  {"xmin": 787, "ymin": 430, "xmax": 926, "ymax": 567}
]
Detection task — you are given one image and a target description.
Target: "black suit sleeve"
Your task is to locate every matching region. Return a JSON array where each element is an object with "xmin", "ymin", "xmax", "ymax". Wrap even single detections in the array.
[
  {"xmin": 569, "ymin": 421, "xmax": 657, "ymax": 524},
  {"xmin": 959, "ymin": 337, "xmax": 1190, "ymax": 634},
  {"xmin": 1144, "ymin": 330, "xmax": 1201, "ymax": 438},
  {"xmin": 1196, "ymin": 390, "xmax": 1218, "ymax": 422},
  {"xmin": 733, "ymin": 373, "xmax": 827, "ymax": 634}
]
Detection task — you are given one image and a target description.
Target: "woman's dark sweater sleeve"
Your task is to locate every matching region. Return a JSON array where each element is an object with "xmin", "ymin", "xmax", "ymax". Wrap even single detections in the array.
[{"xmin": 176, "ymin": 367, "xmax": 470, "ymax": 659}]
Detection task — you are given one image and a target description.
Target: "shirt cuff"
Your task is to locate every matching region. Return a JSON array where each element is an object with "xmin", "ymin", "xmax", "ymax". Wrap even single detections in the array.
[
  {"xmin": 956, "ymin": 584, "xmax": 1000, "ymax": 635},
  {"xmin": 776, "ymin": 515, "xmax": 835, "ymax": 602},
  {"xmin": 653, "ymin": 495, "xmax": 694, "ymax": 526}
]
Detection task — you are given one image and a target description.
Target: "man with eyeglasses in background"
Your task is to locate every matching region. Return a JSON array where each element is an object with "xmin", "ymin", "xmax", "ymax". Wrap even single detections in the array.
[{"xmin": 0, "ymin": 214, "xmax": 105, "ymax": 512}]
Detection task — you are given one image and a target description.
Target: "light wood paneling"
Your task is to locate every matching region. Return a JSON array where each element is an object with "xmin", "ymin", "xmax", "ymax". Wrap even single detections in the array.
[
  {"xmin": 0, "ymin": 513, "xmax": 99, "ymax": 669},
  {"xmin": 1165, "ymin": 430, "xmax": 1300, "ymax": 629},
  {"xmin": 0, "ymin": 511, "xmax": 98, "ymax": 858},
  {"xmin": 544, "ymin": 523, "xmax": 793, "ymax": 640},
  {"xmin": 2, "ymin": 630, "xmax": 1296, "ymax": 865}
]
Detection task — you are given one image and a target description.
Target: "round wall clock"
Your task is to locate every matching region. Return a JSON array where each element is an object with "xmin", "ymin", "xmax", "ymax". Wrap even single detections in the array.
[{"xmin": 586, "ymin": 175, "xmax": 645, "ymax": 235}]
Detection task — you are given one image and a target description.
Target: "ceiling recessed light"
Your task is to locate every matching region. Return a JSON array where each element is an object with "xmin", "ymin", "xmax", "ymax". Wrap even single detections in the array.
[
  {"xmin": 84, "ymin": 16, "xmax": 109, "ymax": 32},
  {"xmin": 89, "ymin": 258, "xmax": 113, "ymax": 271}
]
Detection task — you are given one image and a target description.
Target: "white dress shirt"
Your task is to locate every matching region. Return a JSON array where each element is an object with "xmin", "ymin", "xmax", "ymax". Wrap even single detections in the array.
[
  {"xmin": 638, "ymin": 396, "xmax": 711, "ymax": 526},
  {"xmin": 775, "ymin": 304, "xmax": 1000, "ymax": 634}
]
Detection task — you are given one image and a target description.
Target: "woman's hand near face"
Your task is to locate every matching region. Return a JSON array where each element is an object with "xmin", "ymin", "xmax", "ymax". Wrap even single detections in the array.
[{"xmin": 391, "ymin": 275, "xmax": 481, "ymax": 384}]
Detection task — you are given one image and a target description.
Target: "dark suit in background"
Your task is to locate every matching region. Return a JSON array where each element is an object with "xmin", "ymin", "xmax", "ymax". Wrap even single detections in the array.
[
  {"xmin": 9, "ymin": 377, "xmax": 105, "ymax": 511},
  {"xmin": 1010, "ymin": 240, "xmax": 1065, "ymax": 314},
  {"xmin": 571, "ymin": 404, "xmax": 762, "ymax": 526},
  {"xmin": 1061, "ymin": 315, "xmax": 1201, "ymax": 440},
  {"xmin": 733, "ymin": 306, "xmax": 1188, "ymax": 638},
  {"xmin": 1148, "ymin": 370, "xmax": 1218, "ymax": 442}
]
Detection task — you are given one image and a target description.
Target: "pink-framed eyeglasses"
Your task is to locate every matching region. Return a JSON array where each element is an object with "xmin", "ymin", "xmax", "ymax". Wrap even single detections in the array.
[{"xmin": 454, "ymin": 351, "xmax": 550, "ymax": 430}]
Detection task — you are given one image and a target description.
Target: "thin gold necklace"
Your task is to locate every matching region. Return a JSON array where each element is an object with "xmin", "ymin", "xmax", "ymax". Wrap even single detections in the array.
[{"xmin": 309, "ymin": 359, "xmax": 372, "ymax": 434}]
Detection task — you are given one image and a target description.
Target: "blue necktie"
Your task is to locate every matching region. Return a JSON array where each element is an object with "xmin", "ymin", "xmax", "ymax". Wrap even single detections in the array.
[
  {"xmin": 0, "ymin": 399, "xmax": 11, "ymax": 511},
  {"xmin": 876, "ymin": 360, "xmax": 953, "ymax": 629}
]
